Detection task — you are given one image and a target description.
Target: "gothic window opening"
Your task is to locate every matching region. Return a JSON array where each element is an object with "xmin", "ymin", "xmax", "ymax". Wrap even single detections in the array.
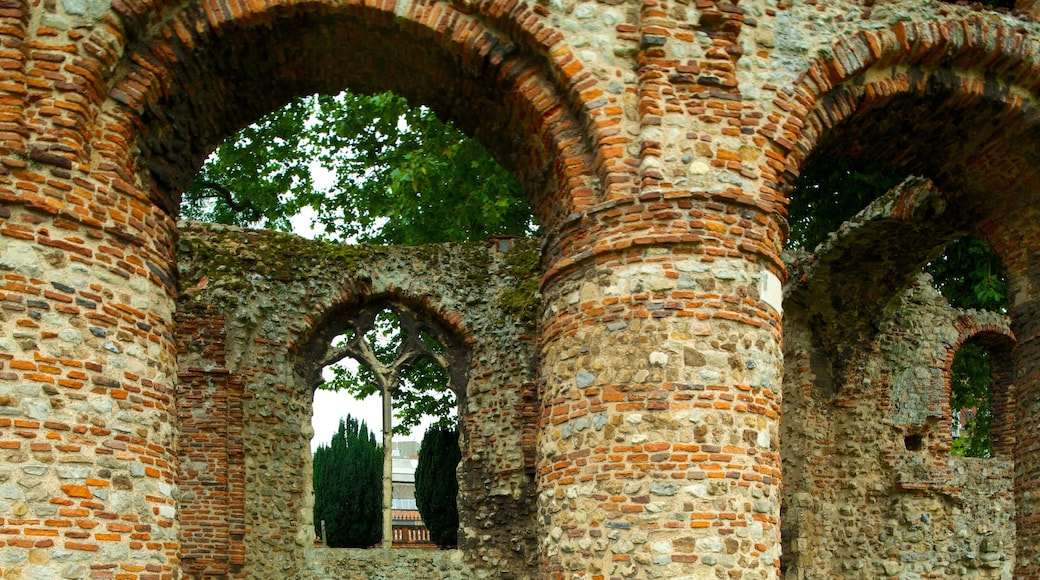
[{"xmin": 309, "ymin": 301, "xmax": 465, "ymax": 550}]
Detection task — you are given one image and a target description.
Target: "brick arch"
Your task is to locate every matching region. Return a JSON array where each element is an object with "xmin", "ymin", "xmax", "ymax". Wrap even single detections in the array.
[
  {"xmin": 94, "ymin": 0, "xmax": 604, "ymax": 228},
  {"xmin": 770, "ymin": 17, "xmax": 1040, "ymax": 209},
  {"xmin": 942, "ymin": 313, "xmax": 1017, "ymax": 457}
]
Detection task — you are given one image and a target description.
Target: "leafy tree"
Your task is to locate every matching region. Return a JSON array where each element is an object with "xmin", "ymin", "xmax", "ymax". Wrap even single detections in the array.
[
  {"xmin": 319, "ymin": 307, "xmax": 458, "ymax": 547},
  {"xmin": 182, "ymin": 90, "xmax": 532, "ymax": 245},
  {"xmin": 324, "ymin": 309, "xmax": 456, "ymax": 436},
  {"xmin": 949, "ymin": 343, "xmax": 993, "ymax": 458},
  {"xmin": 182, "ymin": 97, "xmax": 315, "ymax": 230},
  {"xmin": 926, "ymin": 236, "xmax": 1007, "ymax": 313},
  {"xmin": 415, "ymin": 425, "xmax": 461, "ymax": 548},
  {"xmin": 313, "ymin": 415, "xmax": 383, "ymax": 548},
  {"xmin": 786, "ymin": 156, "xmax": 902, "ymax": 250}
]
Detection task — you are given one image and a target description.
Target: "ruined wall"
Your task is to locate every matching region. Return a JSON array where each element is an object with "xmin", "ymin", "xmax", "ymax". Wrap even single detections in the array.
[
  {"xmin": 300, "ymin": 547, "xmax": 474, "ymax": 579},
  {"xmin": 174, "ymin": 223, "xmax": 540, "ymax": 579},
  {"xmin": 781, "ymin": 182, "xmax": 1018, "ymax": 579},
  {"xmin": 3, "ymin": 0, "xmax": 1040, "ymax": 578},
  {"xmin": 783, "ymin": 278, "xmax": 1016, "ymax": 579}
]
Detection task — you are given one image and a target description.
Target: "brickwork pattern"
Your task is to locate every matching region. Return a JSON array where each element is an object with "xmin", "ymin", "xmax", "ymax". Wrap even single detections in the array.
[
  {"xmin": 3, "ymin": 0, "xmax": 1040, "ymax": 578},
  {"xmin": 176, "ymin": 302, "xmax": 246, "ymax": 577},
  {"xmin": 174, "ymin": 224, "xmax": 539, "ymax": 578},
  {"xmin": 0, "ymin": 203, "xmax": 180, "ymax": 579},
  {"xmin": 537, "ymin": 246, "xmax": 782, "ymax": 579}
]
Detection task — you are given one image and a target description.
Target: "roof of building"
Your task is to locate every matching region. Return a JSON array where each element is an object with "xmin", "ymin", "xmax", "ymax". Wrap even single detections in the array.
[{"xmin": 392, "ymin": 509, "xmax": 423, "ymax": 522}]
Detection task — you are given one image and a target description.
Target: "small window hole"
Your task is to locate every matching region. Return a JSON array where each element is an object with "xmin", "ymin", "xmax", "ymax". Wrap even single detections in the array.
[{"xmin": 904, "ymin": 434, "xmax": 923, "ymax": 451}]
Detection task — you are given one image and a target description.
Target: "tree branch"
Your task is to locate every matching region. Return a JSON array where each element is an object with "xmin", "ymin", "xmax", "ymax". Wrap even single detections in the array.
[{"xmin": 193, "ymin": 180, "xmax": 261, "ymax": 217}]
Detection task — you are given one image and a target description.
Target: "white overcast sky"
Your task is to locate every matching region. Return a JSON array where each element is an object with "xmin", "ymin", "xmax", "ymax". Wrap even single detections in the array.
[{"xmin": 309, "ymin": 365, "xmax": 437, "ymax": 453}]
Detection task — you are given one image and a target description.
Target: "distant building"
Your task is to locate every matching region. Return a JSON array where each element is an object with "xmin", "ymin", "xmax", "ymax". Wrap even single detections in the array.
[
  {"xmin": 952, "ymin": 407, "xmax": 978, "ymax": 439},
  {"xmin": 391, "ymin": 441, "xmax": 435, "ymax": 549}
]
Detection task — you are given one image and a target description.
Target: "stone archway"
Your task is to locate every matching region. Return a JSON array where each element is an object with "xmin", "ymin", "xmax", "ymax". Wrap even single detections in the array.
[
  {"xmin": 175, "ymin": 223, "xmax": 541, "ymax": 578},
  {"xmin": 773, "ymin": 19, "xmax": 1040, "ymax": 578}
]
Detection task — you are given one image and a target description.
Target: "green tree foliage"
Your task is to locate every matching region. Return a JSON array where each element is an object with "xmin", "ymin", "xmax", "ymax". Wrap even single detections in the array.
[
  {"xmin": 926, "ymin": 236, "xmax": 1008, "ymax": 313},
  {"xmin": 182, "ymin": 97, "xmax": 315, "ymax": 230},
  {"xmin": 926, "ymin": 237, "xmax": 1004, "ymax": 459},
  {"xmin": 786, "ymin": 157, "xmax": 902, "ymax": 250},
  {"xmin": 788, "ymin": 158, "xmax": 1007, "ymax": 458},
  {"xmin": 182, "ymin": 90, "xmax": 531, "ymax": 245},
  {"xmin": 415, "ymin": 425, "xmax": 461, "ymax": 548},
  {"xmin": 313, "ymin": 415, "xmax": 383, "ymax": 547},
  {"xmin": 949, "ymin": 343, "xmax": 993, "ymax": 458},
  {"xmin": 325, "ymin": 310, "xmax": 456, "ymax": 435}
]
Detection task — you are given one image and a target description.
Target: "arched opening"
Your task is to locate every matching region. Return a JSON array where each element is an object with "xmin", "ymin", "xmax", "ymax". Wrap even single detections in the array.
[
  {"xmin": 180, "ymin": 89, "xmax": 535, "ymax": 243},
  {"xmin": 947, "ymin": 328, "xmax": 1017, "ymax": 460},
  {"xmin": 778, "ymin": 21, "xmax": 1040, "ymax": 577},
  {"xmin": 949, "ymin": 342, "xmax": 995, "ymax": 458},
  {"xmin": 127, "ymin": 5, "xmax": 564, "ymax": 577},
  {"xmin": 303, "ymin": 300, "xmax": 465, "ymax": 551}
]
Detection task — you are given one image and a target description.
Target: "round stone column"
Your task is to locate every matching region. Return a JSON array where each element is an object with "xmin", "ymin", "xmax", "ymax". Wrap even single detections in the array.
[
  {"xmin": 537, "ymin": 216, "xmax": 784, "ymax": 579},
  {"xmin": 0, "ymin": 178, "xmax": 180, "ymax": 578},
  {"xmin": 1014, "ymin": 306, "xmax": 1040, "ymax": 578}
]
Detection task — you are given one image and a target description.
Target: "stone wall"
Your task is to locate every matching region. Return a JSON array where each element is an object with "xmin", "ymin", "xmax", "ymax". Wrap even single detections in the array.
[
  {"xmin": 301, "ymin": 547, "xmax": 473, "ymax": 579},
  {"xmin": 783, "ymin": 278, "xmax": 1017, "ymax": 579},
  {"xmin": 780, "ymin": 182, "xmax": 1018, "ymax": 579},
  {"xmin": 0, "ymin": 197, "xmax": 180, "ymax": 577},
  {"xmin": 4, "ymin": 0, "xmax": 1040, "ymax": 578},
  {"xmin": 174, "ymin": 223, "xmax": 540, "ymax": 579}
]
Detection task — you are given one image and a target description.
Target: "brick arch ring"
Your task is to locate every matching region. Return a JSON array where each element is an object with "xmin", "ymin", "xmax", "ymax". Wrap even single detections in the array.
[
  {"xmin": 946, "ymin": 311, "xmax": 1016, "ymax": 373},
  {"xmin": 772, "ymin": 17, "xmax": 1040, "ymax": 187},
  {"xmin": 92, "ymin": 0, "xmax": 609, "ymax": 226}
]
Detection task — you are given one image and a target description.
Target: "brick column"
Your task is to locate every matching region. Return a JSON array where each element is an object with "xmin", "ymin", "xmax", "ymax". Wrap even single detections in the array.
[
  {"xmin": 1015, "ymin": 305, "xmax": 1040, "ymax": 579},
  {"xmin": 537, "ymin": 210, "xmax": 784, "ymax": 579},
  {"xmin": 0, "ymin": 182, "xmax": 180, "ymax": 578}
]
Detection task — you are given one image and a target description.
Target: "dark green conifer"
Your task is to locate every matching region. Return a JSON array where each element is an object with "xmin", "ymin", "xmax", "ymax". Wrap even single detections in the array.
[
  {"xmin": 313, "ymin": 415, "xmax": 382, "ymax": 547},
  {"xmin": 415, "ymin": 425, "xmax": 461, "ymax": 548}
]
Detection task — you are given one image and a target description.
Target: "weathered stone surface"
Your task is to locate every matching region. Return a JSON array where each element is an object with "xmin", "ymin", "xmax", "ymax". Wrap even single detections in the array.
[
  {"xmin": 3, "ymin": 0, "xmax": 1040, "ymax": 578},
  {"xmin": 176, "ymin": 223, "xmax": 539, "ymax": 578},
  {"xmin": 301, "ymin": 547, "xmax": 473, "ymax": 579},
  {"xmin": 782, "ymin": 193, "xmax": 1018, "ymax": 580}
]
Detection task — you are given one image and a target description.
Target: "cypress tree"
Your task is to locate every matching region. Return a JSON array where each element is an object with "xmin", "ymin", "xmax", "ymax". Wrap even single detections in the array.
[
  {"xmin": 313, "ymin": 415, "xmax": 383, "ymax": 547},
  {"xmin": 415, "ymin": 425, "xmax": 461, "ymax": 548}
]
